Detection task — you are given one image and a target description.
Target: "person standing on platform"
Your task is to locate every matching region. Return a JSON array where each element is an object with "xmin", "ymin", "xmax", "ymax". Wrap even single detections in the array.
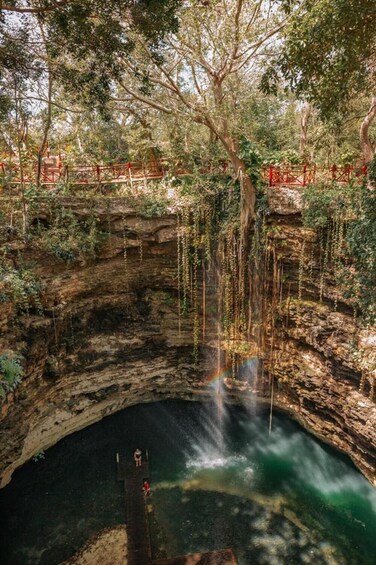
[
  {"xmin": 143, "ymin": 480, "xmax": 151, "ymax": 496},
  {"xmin": 134, "ymin": 448, "xmax": 142, "ymax": 467}
]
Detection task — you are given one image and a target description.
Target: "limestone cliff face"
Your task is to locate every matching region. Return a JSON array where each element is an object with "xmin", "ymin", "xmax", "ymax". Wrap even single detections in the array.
[
  {"xmin": 266, "ymin": 188, "xmax": 376, "ymax": 484},
  {"xmin": 0, "ymin": 199, "xmax": 207, "ymax": 488},
  {"xmin": 0, "ymin": 192, "xmax": 375, "ymax": 488}
]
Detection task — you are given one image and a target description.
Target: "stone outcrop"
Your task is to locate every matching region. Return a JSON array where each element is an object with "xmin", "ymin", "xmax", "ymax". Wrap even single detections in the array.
[
  {"xmin": 60, "ymin": 525, "xmax": 127, "ymax": 565},
  {"xmin": 0, "ymin": 191, "xmax": 375, "ymax": 488}
]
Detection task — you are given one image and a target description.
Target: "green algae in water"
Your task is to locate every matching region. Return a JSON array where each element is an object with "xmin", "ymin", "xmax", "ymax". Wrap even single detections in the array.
[{"xmin": 0, "ymin": 401, "xmax": 375, "ymax": 564}]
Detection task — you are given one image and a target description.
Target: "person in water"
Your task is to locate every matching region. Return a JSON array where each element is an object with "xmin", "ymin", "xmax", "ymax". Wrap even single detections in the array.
[
  {"xmin": 143, "ymin": 480, "xmax": 151, "ymax": 496},
  {"xmin": 134, "ymin": 448, "xmax": 142, "ymax": 467}
]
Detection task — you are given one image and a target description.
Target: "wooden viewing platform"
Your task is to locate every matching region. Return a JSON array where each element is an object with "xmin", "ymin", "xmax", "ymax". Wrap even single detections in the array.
[
  {"xmin": 117, "ymin": 452, "xmax": 152, "ymax": 564},
  {"xmin": 116, "ymin": 451, "xmax": 237, "ymax": 564}
]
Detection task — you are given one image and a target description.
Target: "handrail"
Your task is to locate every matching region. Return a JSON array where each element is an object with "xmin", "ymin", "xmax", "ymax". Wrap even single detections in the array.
[
  {"xmin": 0, "ymin": 158, "xmax": 368, "ymax": 188},
  {"xmin": 263, "ymin": 163, "xmax": 367, "ymax": 187}
]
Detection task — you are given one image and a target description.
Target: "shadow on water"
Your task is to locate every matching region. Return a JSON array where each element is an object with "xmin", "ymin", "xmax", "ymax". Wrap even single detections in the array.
[{"xmin": 0, "ymin": 400, "xmax": 375, "ymax": 564}]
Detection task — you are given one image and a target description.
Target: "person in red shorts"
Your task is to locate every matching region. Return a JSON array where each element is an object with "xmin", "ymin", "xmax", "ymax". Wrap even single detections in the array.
[{"xmin": 143, "ymin": 480, "xmax": 151, "ymax": 496}]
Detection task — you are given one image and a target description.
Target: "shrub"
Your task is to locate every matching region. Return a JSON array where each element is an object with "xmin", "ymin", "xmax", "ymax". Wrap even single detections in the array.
[
  {"xmin": 302, "ymin": 181, "xmax": 354, "ymax": 229},
  {"xmin": 0, "ymin": 353, "xmax": 24, "ymax": 400},
  {"xmin": 35, "ymin": 208, "xmax": 106, "ymax": 263},
  {"xmin": 0, "ymin": 262, "xmax": 43, "ymax": 314},
  {"xmin": 139, "ymin": 198, "xmax": 169, "ymax": 218}
]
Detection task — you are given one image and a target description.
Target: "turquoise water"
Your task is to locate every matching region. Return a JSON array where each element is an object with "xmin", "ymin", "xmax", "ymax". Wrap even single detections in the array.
[{"xmin": 0, "ymin": 400, "xmax": 375, "ymax": 564}]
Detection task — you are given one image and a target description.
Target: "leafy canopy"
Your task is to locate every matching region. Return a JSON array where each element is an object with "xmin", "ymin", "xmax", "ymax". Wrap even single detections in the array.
[
  {"xmin": 262, "ymin": 0, "xmax": 376, "ymax": 118},
  {"xmin": 46, "ymin": 0, "xmax": 180, "ymax": 106},
  {"xmin": 0, "ymin": 0, "xmax": 180, "ymax": 111}
]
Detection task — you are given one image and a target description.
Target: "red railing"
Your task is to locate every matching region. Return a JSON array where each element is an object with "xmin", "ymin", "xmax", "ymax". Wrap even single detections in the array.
[
  {"xmin": 264, "ymin": 164, "xmax": 316, "ymax": 187},
  {"xmin": 329, "ymin": 164, "xmax": 368, "ymax": 184},
  {"xmin": 263, "ymin": 163, "xmax": 368, "ymax": 187},
  {"xmin": 0, "ymin": 158, "xmax": 369, "ymax": 188},
  {"xmin": 0, "ymin": 158, "xmax": 201, "ymax": 187}
]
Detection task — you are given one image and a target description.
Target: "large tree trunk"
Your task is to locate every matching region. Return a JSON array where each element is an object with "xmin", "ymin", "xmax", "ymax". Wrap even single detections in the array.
[
  {"xmin": 210, "ymin": 80, "xmax": 256, "ymax": 224},
  {"xmin": 360, "ymin": 96, "xmax": 376, "ymax": 163},
  {"xmin": 36, "ymin": 20, "xmax": 53, "ymax": 189},
  {"xmin": 224, "ymin": 150, "xmax": 256, "ymax": 279},
  {"xmin": 36, "ymin": 72, "xmax": 52, "ymax": 189},
  {"xmin": 223, "ymin": 146, "xmax": 256, "ymax": 227},
  {"xmin": 233, "ymin": 154, "xmax": 255, "ymax": 226},
  {"xmin": 299, "ymin": 103, "xmax": 312, "ymax": 161}
]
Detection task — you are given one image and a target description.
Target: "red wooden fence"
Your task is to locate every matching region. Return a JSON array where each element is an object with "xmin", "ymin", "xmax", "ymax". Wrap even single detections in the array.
[
  {"xmin": 263, "ymin": 163, "xmax": 368, "ymax": 187},
  {"xmin": 0, "ymin": 158, "xmax": 368, "ymax": 188}
]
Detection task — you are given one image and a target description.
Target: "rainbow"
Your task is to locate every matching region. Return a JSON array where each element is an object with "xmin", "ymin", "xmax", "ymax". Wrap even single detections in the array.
[{"xmin": 205, "ymin": 357, "xmax": 259, "ymax": 385}]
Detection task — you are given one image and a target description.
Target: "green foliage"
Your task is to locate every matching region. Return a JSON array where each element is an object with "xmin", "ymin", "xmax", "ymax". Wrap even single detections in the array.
[
  {"xmin": 345, "ymin": 164, "xmax": 376, "ymax": 322},
  {"xmin": 138, "ymin": 197, "xmax": 169, "ymax": 218},
  {"xmin": 239, "ymin": 138, "xmax": 269, "ymax": 214},
  {"xmin": 264, "ymin": 149, "xmax": 300, "ymax": 166},
  {"xmin": 264, "ymin": 0, "xmax": 376, "ymax": 119},
  {"xmin": 126, "ymin": 179, "xmax": 172, "ymax": 218},
  {"xmin": 35, "ymin": 208, "xmax": 106, "ymax": 263},
  {"xmin": 239, "ymin": 138, "xmax": 263, "ymax": 188},
  {"xmin": 32, "ymin": 451, "xmax": 45, "ymax": 463},
  {"xmin": 302, "ymin": 182, "xmax": 352, "ymax": 229},
  {"xmin": 0, "ymin": 353, "xmax": 23, "ymax": 401},
  {"xmin": 367, "ymin": 156, "xmax": 376, "ymax": 186},
  {"xmin": 302, "ymin": 158, "xmax": 376, "ymax": 321},
  {"xmin": 205, "ymin": 178, "xmax": 241, "ymax": 233},
  {"xmin": 45, "ymin": 0, "xmax": 180, "ymax": 109},
  {"xmin": 0, "ymin": 261, "xmax": 43, "ymax": 313},
  {"xmin": 338, "ymin": 150, "xmax": 360, "ymax": 167}
]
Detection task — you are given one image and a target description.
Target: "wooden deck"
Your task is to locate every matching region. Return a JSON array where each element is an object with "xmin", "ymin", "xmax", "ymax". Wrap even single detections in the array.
[
  {"xmin": 117, "ymin": 452, "xmax": 237, "ymax": 564},
  {"xmin": 118, "ymin": 453, "xmax": 152, "ymax": 564}
]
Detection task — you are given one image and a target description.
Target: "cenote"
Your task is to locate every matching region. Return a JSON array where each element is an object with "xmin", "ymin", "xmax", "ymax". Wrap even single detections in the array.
[{"xmin": 0, "ymin": 400, "xmax": 375, "ymax": 565}]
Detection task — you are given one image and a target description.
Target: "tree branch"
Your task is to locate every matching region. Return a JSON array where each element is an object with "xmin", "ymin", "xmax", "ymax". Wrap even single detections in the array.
[
  {"xmin": 117, "ymin": 82, "xmax": 174, "ymax": 115},
  {"xmin": 1, "ymin": 0, "xmax": 69, "ymax": 14}
]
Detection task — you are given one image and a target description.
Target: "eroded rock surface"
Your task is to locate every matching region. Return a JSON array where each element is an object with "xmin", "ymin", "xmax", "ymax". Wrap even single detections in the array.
[
  {"xmin": 0, "ymin": 190, "xmax": 375, "ymax": 487},
  {"xmin": 60, "ymin": 525, "xmax": 127, "ymax": 565}
]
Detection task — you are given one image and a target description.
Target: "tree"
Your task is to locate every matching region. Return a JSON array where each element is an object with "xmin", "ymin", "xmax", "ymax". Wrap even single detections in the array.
[
  {"xmin": 42, "ymin": 0, "xmax": 180, "ymax": 107},
  {"xmin": 0, "ymin": 0, "xmax": 181, "ymax": 155},
  {"xmin": 299, "ymin": 102, "xmax": 312, "ymax": 161},
  {"xmin": 1, "ymin": 1, "xmax": 181, "ymax": 103},
  {"xmin": 360, "ymin": 97, "xmax": 376, "ymax": 163},
  {"xmin": 112, "ymin": 0, "xmax": 300, "ymax": 229},
  {"xmin": 263, "ymin": 0, "xmax": 376, "ymax": 161}
]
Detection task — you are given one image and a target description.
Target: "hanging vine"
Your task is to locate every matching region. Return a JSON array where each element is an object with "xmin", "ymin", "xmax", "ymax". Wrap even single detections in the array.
[
  {"xmin": 298, "ymin": 240, "xmax": 306, "ymax": 301},
  {"xmin": 319, "ymin": 223, "xmax": 331, "ymax": 303},
  {"xmin": 181, "ymin": 206, "xmax": 191, "ymax": 316},
  {"xmin": 176, "ymin": 211, "xmax": 182, "ymax": 336},
  {"xmin": 138, "ymin": 237, "xmax": 143, "ymax": 264},
  {"xmin": 173, "ymin": 164, "xmax": 287, "ymax": 404},
  {"xmin": 192, "ymin": 207, "xmax": 200, "ymax": 364},
  {"xmin": 122, "ymin": 216, "xmax": 128, "ymax": 288}
]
